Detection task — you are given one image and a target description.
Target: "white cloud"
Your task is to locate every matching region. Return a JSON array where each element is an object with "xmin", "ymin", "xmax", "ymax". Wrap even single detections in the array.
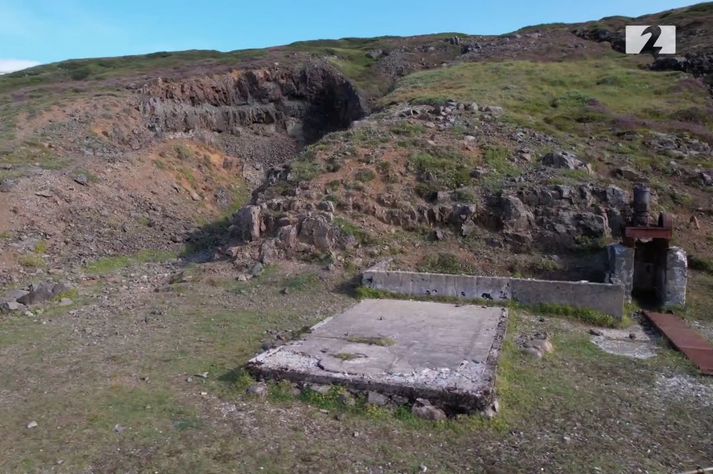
[{"xmin": 0, "ymin": 59, "xmax": 41, "ymax": 74}]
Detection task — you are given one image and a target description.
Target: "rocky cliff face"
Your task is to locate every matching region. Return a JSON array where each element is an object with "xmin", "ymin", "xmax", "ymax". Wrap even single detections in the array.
[{"xmin": 140, "ymin": 63, "xmax": 367, "ymax": 145}]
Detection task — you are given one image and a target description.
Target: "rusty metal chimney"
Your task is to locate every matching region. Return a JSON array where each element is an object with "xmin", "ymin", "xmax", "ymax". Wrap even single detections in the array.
[{"xmin": 632, "ymin": 184, "xmax": 651, "ymax": 227}]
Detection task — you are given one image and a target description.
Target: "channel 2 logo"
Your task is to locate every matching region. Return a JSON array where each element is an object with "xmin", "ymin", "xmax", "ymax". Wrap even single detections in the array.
[{"xmin": 625, "ymin": 25, "xmax": 676, "ymax": 55}]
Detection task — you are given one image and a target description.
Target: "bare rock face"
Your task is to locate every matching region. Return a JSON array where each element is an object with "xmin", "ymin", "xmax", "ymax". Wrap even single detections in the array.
[
  {"xmin": 229, "ymin": 201, "xmax": 352, "ymax": 255},
  {"xmin": 594, "ymin": 185, "xmax": 629, "ymax": 209},
  {"xmin": 259, "ymin": 239, "xmax": 279, "ymax": 264},
  {"xmin": 140, "ymin": 63, "xmax": 366, "ymax": 145},
  {"xmin": 498, "ymin": 195, "xmax": 534, "ymax": 233},
  {"xmin": 542, "ymin": 151, "xmax": 591, "ymax": 173},
  {"xmin": 299, "ymin": 214, "xmax": 337, "ymax": 252},
  {"xmin": 479, "ymin": 183, "xmax": 629, "ymax": 251},
  {"xmin": 231, "ymin": 206, "xmax": 263, "ymax": 242},
  {"xmin": 275, "ymin": 224, "xmax": 297, "ymax": 250}
]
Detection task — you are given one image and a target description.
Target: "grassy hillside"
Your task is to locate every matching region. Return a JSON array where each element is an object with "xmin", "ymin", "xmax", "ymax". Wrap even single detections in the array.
[{"xmin": 384, "ymin": 57, "xmax": 713, "ymax": 138}]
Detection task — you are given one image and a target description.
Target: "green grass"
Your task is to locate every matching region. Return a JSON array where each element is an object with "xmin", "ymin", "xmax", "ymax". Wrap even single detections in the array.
[
  {"xmin": 334, "ymin": 217, "xmax": 373, "ymax": 245},
  {"xmin": 354, "ymin": 168, "xmax": 376, "ymax": 182},
  {"xmin": 478, "ymin": 145, "xmax": 520, "ymax": 190},
  {"xmin": 176, "ymin": 166, "xmax": 198, "ymax": 189},
  {"xmin": 174, "ymin": 144, "xmax": 194, "ymax": 161},
  {"xmin": 17, "ymin": 254, "xmax": 46, "ymax": 268},
  {"xmin": 0, "ymin": 142, "xmax": 68, "ymax": 170},
  {"xmin": 527, "ymin": 303, "xmax": 618, "ymax": 328},
  {"xmin": 345, "ymin": 336, "xmax": 396, "ymax": 346},
  {"xmin": 289, "ymin": 148, "xmax": 322, "ymax": 182},
  {"xmin": 286, "ymin": 40, "xmax": 382, "ymax": 94},
  {"xmin": 0, "ymin": 49, "xmax": 268, "ymax": 95},
  {"xmin": 1, "ymin": 258, "xmax": 710, "ymax": 471},
  {"xmin": 78, "ymin": 385, "xmax": 205, "ymax": 457},
  {"xmin": 391, "ymin": 122, "xmax": 426, "ymax": 137},
  {"xmin": 482, "ymin": 146, "xmax": 516, "ymax": 175},
  {"xmin": 34, "ymin": 239, "xmax": 48, "ymax": 254},
  {"xmin": 384, "ymin": 58, "xmax": 713, "ymax": 139},
  {"xmin": 409, "ymin": 149, "xmax": 476, "ymax": 197},
  {"xmin": 549, "ymin": 168, "xmax": 593, "ymax": 186},
  {"xmin": 417, "ymin": 252, "xmax": 476, "ymax": 274},
  {"xmin": 0, "ymin": 36, "xmax": 377, "ymax": 98},
  {"xmin": 280, "ymin": 273, "xmax": 321, "ymax": 292},
  {"xmin": 335, "ymin": 352, "xmax": 365, "ymax": 361},
  {"xmin": 689, "ymin": 255, "xmax": 713, "ymax": 275},
  {"xmin": 83, "ymin": 249, "xmax": 177, "ymax": 275}
]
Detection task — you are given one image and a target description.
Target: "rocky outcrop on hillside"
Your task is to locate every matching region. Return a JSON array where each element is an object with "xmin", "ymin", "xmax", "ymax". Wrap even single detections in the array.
[
  {"xmin": 651, "ymin": 53, "xmax": 713, "ymax": 90},
  {"xmin": 226, "ymin": 171, "xmax": 633, "ymax": 261},
  {"xmin": 140, "ymin": 63, "xmax": 367, "ymax": 145}
]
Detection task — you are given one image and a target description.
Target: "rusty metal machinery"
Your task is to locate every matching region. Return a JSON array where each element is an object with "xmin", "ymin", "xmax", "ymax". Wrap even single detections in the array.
[{"xmin": 623, "ymin": 184, "xmax": 673, "ymax": 246}]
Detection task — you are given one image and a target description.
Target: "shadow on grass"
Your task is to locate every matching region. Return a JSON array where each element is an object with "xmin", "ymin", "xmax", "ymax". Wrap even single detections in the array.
[
  {"xmin": 181, "ymin": 217, "xmax": 234, "ymax": 264},
  {"xmin": 217, "ymin": 366, "xmax": 253, "ymax": 386},
  {"xmin": 333, "ymin": 273, "xmax": 363, "ymax": 298}
]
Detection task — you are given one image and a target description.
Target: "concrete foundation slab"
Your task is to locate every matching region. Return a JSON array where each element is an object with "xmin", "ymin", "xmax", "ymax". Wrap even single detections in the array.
[{"xmin": 247, "ymin": 299, "xmax": 508, "ymax": 413}]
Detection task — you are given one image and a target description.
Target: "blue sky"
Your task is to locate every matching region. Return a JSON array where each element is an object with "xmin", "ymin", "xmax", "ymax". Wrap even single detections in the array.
[{"xmin": 0, "ymin": 0, "xmax": 699, "ymax": 72}]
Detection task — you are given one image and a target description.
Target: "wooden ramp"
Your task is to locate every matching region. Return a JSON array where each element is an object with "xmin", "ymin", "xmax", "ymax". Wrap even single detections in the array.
[{"xmin": 643, "ymin": 311, "xmax": 713, "ymax": 376}]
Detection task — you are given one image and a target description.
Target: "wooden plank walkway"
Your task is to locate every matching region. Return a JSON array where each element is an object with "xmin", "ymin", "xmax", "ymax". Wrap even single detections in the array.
[{"xmin": 643, "ymin": 311, "xmax": 713, "ymax": 376}]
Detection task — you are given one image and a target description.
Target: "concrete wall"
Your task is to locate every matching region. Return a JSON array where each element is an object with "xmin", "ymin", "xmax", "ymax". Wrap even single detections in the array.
[
  {"xmin": 362, "ymin": 266, "xmax": 625, "ymax": 318},
  {"xmin": 509, "ymin": 278, "xmax": 624, "ymax": 317},
  {"xmin": 662, "ymin": 246, "xmax": 687, "ymax": 307},
  {"xmin": 605, "ymin": 244, "xmax": 634, "ymax": 302}
]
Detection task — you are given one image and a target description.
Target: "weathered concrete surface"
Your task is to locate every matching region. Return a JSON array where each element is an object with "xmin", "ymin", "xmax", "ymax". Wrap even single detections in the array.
[
  {"xmin": 606, "ymin": 244, "xmax": 635, "ymax": 302},
  {"xmin": 510, "ymin": 279, "xmax": 623, "ymax": 317},
  {"xmin": 591, "ymin": 324, "xmax": 659, "ymax": 360},
  {"xmin": 662, "ymin": 246, "xmax": 687, "ymax": 307},
  {"xmin": 364, "ymin": 270, "xmax": 512, "ymax": 301},
  {"xmin": 363, "ymin": 266, "xmax": 625, "ymax": 318},
  {"xmin": 248, "ymin": 299, "xmax": 508, "ymax": 413}
]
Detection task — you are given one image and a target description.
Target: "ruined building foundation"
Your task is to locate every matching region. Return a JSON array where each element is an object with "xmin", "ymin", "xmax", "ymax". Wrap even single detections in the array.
[
  {"xmin": 248, "ymin": 299, "xmax": 507, "ymax": 414},
  {"xmin": 606, "ymin": 185, "xmax": 688, "ymax": 307}
]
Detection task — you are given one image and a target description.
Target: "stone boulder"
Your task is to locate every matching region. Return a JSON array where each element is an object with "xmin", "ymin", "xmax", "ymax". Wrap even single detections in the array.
[
  {"xmin": 259, "ymin": 239, "xmax": 279, "ymax": 264},
  {"xmin": 498, "ymin": 195, "xmax": 533, "ymax": 233},
  {"xmin": 576, "ymin": 212, "xmax": 609, "ymax": 238},
  {"xmin": 450, "ymin": 204, "xmax": 477, "ymax": 224},
  {"xmin": 276, "ymin": 224, "xmax": 298, "ymax": 249},
  {"xmin": 0, "ymin": 301, "xmax": 24, "ymax": 314},
  {"xmin": 549, "ymin": 211, "xmax": 609, "ymax": 241},
  {"xmin": 541, "ymin": 151, "xmax": 591, "ymax": 173},
  {"xmin": 17, "ymin": 282, "xmax": 70, "ymax": 306},
  {"xmin": 594, "ymin": 185, "xmax": 629, "ymax": 209},
  {"xmin": 231, "ymin": 206, "xmax": 263, "ymax": 242},
  {"xmin": 299, "ymin": 214, "xmax": 337, "ymax": 252},
  {"xmin": 411, "ymin": 399, "xmax": 447, "ymax": 421},
  {"xmin": 482, "ymin": 105, "xmax": 504, "ymax": 116},
  {"xmin": 519, "ymin": 333, "xmax": 554, "ymax": 358}
]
